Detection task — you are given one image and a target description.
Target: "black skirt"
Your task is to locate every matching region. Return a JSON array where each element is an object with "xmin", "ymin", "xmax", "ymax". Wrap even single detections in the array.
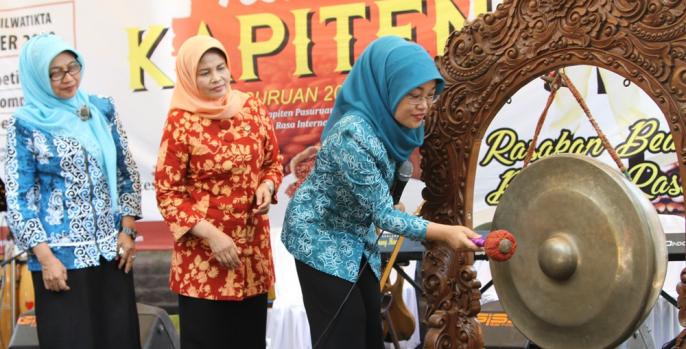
[{"xmin": 31, "ymin": 257, "xmax": 141, "ymax": 349}]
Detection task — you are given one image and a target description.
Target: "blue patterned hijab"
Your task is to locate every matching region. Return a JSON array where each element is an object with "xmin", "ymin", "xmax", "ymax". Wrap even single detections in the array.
[
  {"xmin": 15, "ymin": 34, "xmax": 119, "ymax": 211},
  {"xmin": 321, "ymin": 36, "xmax": 445, "ymax": 162}
]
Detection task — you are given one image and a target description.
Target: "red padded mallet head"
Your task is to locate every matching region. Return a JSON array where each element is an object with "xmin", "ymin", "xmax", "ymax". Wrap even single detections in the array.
[{"xmin": 469, "ymin": 229, "xmax": 517, "ymax": 261}]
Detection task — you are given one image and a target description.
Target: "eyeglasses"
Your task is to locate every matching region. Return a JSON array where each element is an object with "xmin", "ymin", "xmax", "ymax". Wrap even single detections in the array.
[
  {"xmin": 49, "ymin": 62, "xmax": 82, "ymax": 81},
  {"xmin": 405, "ymin": 94, "xmax": 437, "ymax": 106}
]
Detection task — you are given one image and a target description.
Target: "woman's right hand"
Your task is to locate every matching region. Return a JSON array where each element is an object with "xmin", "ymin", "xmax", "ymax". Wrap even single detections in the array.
[
  {"xmin": 33, "ymin": 243, "xmax": 70, "ymax": 292},
  {"xmin": 426, "ymin": 223, "xmax": 482, "ymax": 252},
  {"xmin": 207, "ymin": 231, "xmax": 241, "ymax": 269},
  {"xmin": 192, "ymin": 220, "xmax": 241, "ymax": 269}
]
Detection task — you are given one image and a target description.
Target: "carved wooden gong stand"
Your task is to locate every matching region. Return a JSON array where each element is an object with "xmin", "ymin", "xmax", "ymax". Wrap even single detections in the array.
[{"xmin": 419, "ymin": 0, "xmax": 686, "ymax": 347}]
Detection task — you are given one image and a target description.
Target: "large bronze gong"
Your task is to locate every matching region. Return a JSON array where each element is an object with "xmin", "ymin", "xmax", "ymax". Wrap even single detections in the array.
[
  {"xmin": 419, "ymin": 1, "xmax": 686, "ymax": 348},
  {"xmin": 492, "ymin": 154, "xmax": 667, "ymax": 348}
]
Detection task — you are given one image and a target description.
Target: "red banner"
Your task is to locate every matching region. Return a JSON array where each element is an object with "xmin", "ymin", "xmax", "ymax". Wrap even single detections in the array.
[{"xmin": 170, "ymin": 0, "xmax": 482, "ymax": 166}]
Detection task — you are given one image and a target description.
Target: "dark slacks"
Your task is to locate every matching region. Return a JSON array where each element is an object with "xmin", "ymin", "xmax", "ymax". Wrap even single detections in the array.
[
  {"xmin": 31, "ymin": 258, "xmax": 141, "ymax": 349},
  {"xmin": 178, "ymin": 293, "xmax": 268, "ymax": 349},
  {"xmin": 296, "ymin": 259, "xmax": 384, "ymax": 349}
]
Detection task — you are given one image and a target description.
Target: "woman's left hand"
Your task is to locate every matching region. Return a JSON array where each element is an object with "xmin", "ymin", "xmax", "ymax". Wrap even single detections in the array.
[
  {"xmin": 253, "ymin": 181, "xmax": 273, "ymax": 215},
  {"xmin": 116, "ymin": 232, "xmax": 136, "ymax": 273}
]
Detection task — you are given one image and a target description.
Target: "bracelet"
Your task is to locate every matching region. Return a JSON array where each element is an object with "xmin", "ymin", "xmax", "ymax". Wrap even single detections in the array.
[{"xmin": 122, "ymin": 226, "xmax": 138, "ymax": 239}]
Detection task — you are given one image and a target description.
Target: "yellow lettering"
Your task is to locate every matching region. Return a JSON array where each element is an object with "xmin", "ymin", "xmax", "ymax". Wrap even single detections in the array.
[
  {"xmin": 376, "ymin": 0, "xmax": 423, "ymax": 39},
  {"xmin": 267, "ymin": 89, "xmax": 280, "ymax": 105},
  {"xmin": 126, "ymin": 25, "xmax": 174, "ymax": 91},
  {"xmin": 653, "ymin": 176, "xmax": 670, "ymax": 197},
  {"xmin": 197, "ymin": 21, "xmax": 212, "ymax": 36},
  {"xmin": 511, "ymin": 141, "xmax": 528, "ymax": 162},
  {"xmin": 486, "ymin": 168, "xmax": 520, "ymax": 205},
  {"xmin": 292, "ymin": 8, "xmax": 314, "ymax": 76},
  {"xmin": 664, "ymin": 134, "xmax": 676, "ymax": 152},
  {"xmin": 320, "ymin": 3, "xmax": 368, "ymax": 72},
  {"xmin": 491, "ymin": 313, "xmax": 510, "ymax": 326},
  {"xmin": 628, "ymin": 162, "xmax": 659, "ymax": 199},
  {"xmin": 568, "ymin": 139, "xmax": 587, "ymax": 154},
  {"xmin": 616, "ymin": 119, "xmax": 657, "ymax": 157},
  {"xmin": 433, "ymin": 0, "xmax": 466, "ymax": 55},
  {"xmin": 587, "ymin": 138, "xmax": 604, "ymax": 156},
  {"xmin": 554, "ymin": 129, "xmax": 571, "ymax": 153},
  {"xmin": 533, "ymin": 140, "xmax": 553, "ymax": 161},
  {"xmin": 237, "ymin": 13, "xmax": 287, "ymax": 81},
  {"xmin": 480, "ymin": 129, "xmax": 518, "ymax": 166},
  {"xmin": 470, "ymin": 0, "xmax": 490, "ymax": 19},
  {"xmin": 648, "ymin": 133, "xmax": 664, "ymax": 153},
  {"xmin": 477, "ymin": 313, "xmax": 488, "ymax": 324}
]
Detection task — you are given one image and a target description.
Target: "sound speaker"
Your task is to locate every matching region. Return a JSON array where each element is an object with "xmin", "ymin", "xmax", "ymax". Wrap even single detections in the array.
[
  {"xmin": 8, "ymin": 303, "xmax": 179, "ymax": 349},
  {"xmin": 137, "ymin": 303, "xmax": 180, "ymax": 349},
  {"xmin": 6, "ymin": 311, "xmax": 36, "ymax": 349},
  {"xmin": 478, "ymin": 300, "xmax": 538, "ymax": 349}
]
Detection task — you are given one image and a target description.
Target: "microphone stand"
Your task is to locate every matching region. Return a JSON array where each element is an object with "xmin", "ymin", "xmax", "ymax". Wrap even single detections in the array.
[
  {"xmin": 0, "ymin": 179, "xmax": 20, "ymax": 338},
  {"xmin": 3, "ymin": 247, "xmax": 24, "ymax": 334},
  {"xmin": 1, "ymin": 249, "xmax": 26, "ymax": 268}
]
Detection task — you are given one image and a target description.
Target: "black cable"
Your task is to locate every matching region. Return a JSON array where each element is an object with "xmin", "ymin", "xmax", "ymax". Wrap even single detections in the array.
[
  {"xmin": 392, "ymin": 264, "xmax": 423, "ymax": 296},
  {"xmin": 312, "ymin": 231, "xmax": 384, "ymax": 349},
  {"xmin": 480, "ymin": 279, "xmax": 494, "ymax": 294},
  {"xmin": 660, "ymin": 289, "xmax": 677, "ymax": 308}
]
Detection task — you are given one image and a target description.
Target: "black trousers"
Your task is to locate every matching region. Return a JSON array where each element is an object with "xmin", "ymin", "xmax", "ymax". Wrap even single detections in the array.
[
  {"xmin": 296, "ymin": 259, "xmax": 384, "ymax": 349},
  {"xmin": 178, "ymin": 293, "xmax": 268, "ymax": 349},
  {"xmin": 31, "ymin": 258, "xmax": 141, "ymax": 349}
]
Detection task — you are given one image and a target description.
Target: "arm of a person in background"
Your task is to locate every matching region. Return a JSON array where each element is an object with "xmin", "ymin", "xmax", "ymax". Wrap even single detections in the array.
[
  {"xmin": 338, "ymin": 124, "xmax": 479, "ymax": 251},
  {"xmin": 288, "ymin": 144, "xmax": 320, "ymax": 175},
  {"xmin": 253, "ymin": 99, "xmax": 284, "ymax": 215},
  {"xmin": 154, "ymin": 110, "xmax": 240, "ymax": 269},
  {"xmin": 102, "ymin": 98, "xmax": 142, "ymax": 273},
  {"xmin": 284, "ymin": 144, "xmax": 320, "ymax": 197},
  {"xmin": 5, "ymin": 118, "xmax": 69, "ymax": 291}
]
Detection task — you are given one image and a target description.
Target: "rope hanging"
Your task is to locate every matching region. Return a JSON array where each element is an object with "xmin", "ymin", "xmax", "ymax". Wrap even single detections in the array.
[{"xmin": 523, "ymin": 69, "xmax": 629, "ymax": 178}]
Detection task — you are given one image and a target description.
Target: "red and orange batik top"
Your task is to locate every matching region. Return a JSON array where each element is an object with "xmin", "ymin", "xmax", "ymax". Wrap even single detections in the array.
[{"xmin": 155, "ymin": 96, "xmax": 283, "ymax": 300}]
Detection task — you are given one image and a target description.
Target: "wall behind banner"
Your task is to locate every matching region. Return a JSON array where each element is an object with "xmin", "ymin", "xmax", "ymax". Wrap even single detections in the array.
[{"xmin": 0, "ymin": 0, "xmax": 496, "ymax": 224}]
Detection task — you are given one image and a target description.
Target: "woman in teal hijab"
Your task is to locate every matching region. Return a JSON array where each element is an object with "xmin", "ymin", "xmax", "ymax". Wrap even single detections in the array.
[
  {"xmin": 6, "ymin": 34, "xmax": 142, "ymax": 349},
  {"xmin": 282, "ymin": 36, "xmax": 481, "ymax": 349}
]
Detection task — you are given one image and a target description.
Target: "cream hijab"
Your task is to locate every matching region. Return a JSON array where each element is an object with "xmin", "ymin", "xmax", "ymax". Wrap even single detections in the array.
[{"xmin": 170, "ymin": 35, "xmax": 248, "ymax": 119}]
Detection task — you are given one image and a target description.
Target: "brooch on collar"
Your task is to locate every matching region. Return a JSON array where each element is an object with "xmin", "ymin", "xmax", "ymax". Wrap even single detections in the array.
[{"xmin": 77, "ymin": 105, "xmax": 91, "ymax": 121}]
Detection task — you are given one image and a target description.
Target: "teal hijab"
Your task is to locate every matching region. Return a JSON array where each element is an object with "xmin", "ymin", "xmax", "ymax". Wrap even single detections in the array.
[
  {"xmin": 321, "ymin": 36, "xmax": 445, "ymax": 162},
  {"xmin": 16, "ymin": 34, "xmax": 119, "ymax": 211}
]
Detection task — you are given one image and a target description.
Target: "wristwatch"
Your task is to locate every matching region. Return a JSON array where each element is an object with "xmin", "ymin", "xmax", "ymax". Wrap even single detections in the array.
[{"xmin": 122, "ymin": 226, "xmax": 138, "ymax": 240}]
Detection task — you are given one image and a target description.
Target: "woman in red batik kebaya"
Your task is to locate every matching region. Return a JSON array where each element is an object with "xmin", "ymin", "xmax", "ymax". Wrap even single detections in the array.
[{"xmin": 154, "ymin": 35, "xmax": 283, "ymax": 349}]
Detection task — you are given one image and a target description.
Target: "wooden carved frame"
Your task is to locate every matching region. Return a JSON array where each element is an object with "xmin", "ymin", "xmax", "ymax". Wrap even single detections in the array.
[{"xmin": 420, "ymin": 0, "xmax": 686, "ymax": 347}]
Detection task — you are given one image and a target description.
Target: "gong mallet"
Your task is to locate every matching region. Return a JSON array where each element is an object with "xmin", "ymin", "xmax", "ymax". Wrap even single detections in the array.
[{"xmin": 470, "ymin": 229, "xmax": 517, "ymax": 262}]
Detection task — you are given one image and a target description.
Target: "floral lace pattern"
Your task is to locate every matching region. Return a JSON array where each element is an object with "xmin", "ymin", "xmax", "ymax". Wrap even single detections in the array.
[
  {"xmin": 155, "ymin": 96, "xmax": 283, "ymax": 300},
  {"xmin": 5, "ymin": 96, "xmax": 142, "ymax": 271},
  {"xmin": 282, "ymin": 114, "xmax": 428, "ymax": 283}
]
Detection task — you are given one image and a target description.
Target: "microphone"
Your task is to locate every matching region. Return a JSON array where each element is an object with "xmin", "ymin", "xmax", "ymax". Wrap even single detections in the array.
[{"xmin": 391, "ymin": 161, "xmax": 413, "ymax": 205}]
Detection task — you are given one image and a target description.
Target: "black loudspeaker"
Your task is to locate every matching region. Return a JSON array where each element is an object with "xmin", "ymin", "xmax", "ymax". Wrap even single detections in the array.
[
  {"xmin": 8, "ymin": 303, "xmax": 179, "ymax": 349},
  {"xmin": 478, "ymin": 300, "xmax": 538, "ymax": 349},
  {"xmin": 137, "ymin": 303, "xmax": 180, "ymax": 349}
]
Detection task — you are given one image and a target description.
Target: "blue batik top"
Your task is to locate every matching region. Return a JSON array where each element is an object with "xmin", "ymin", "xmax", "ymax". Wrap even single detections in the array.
[
  {"xmin": 5, "ymin": 96, "xmax": 142, "ymax": 271},
  {"xmin": 282, "ymin": 114, "xmax": 428, "ymax": 282}
]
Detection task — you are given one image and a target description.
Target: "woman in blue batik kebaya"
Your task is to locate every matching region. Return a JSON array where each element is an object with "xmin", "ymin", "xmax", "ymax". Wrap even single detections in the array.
[
  {"xmin": 5, "ymin": 34, "xmax": 142, "ymax": 349},
  {"xmin": 281, "ymin": 36, "xmax": 481, "ymax": 349}
]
